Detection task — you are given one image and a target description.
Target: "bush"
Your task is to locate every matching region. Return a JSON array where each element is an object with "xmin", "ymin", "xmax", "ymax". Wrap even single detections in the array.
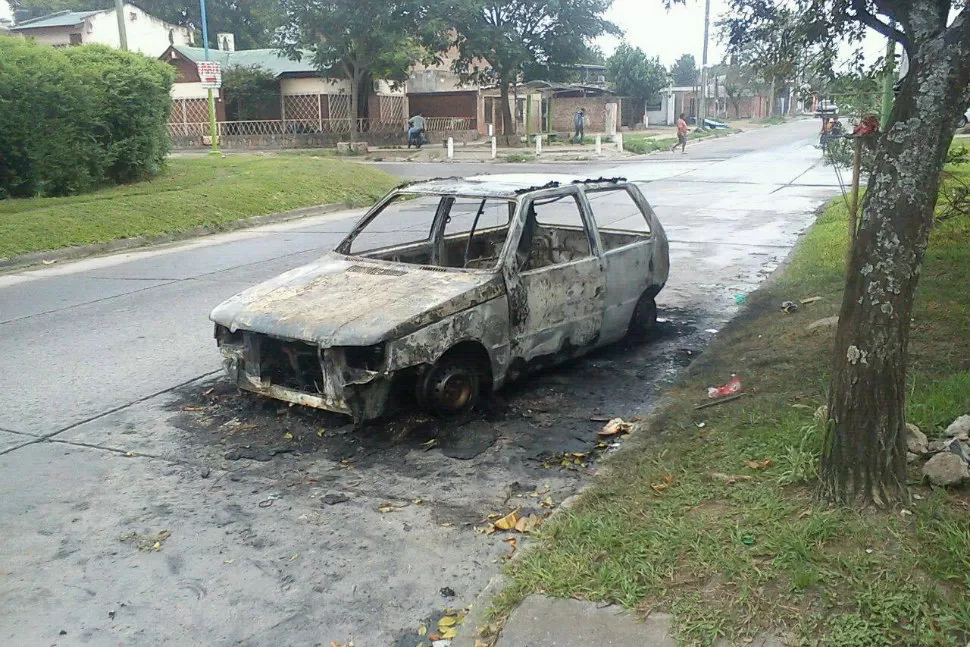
[{"xmin": 0, "ymin": 37, "xmax": 176, "ymax": 198}]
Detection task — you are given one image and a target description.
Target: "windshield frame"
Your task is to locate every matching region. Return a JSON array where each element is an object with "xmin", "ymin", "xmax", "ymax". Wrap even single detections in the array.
[{"xmin": 335, "ymin": 190, "xmax": 522, "ymax": 273}]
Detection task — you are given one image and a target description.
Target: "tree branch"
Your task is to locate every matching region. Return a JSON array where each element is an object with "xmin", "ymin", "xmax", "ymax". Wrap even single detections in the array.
[{"xmin": 849, "ymin": 0, "xmax": 911, "ymax": 56}]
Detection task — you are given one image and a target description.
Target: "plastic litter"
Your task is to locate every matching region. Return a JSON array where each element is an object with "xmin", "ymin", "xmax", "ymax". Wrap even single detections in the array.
[
  {"xmin": 707, "ymin": 375, "xmax": 742, "ymax": 399},
  {"xmin": 734, "ymin": 294, "xmax": 747, "ymax": 305}
]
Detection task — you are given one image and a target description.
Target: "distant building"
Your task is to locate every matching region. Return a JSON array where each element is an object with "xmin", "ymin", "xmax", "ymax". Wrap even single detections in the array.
[{"xmin": 9, "ymin": 4, "xmax": 192, "ymax": 57}]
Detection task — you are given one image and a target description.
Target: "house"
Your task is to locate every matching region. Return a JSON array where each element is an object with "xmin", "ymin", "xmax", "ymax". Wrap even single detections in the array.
[
  {"xmin": 162, "ymin": 44, "xmax": 408, "ymax": 138},
  {"xmin": 9, "ymin": 4, "xmax": 191, "ymax": 56}
]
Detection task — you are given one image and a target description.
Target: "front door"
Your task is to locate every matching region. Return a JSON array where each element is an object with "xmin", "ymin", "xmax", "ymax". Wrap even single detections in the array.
[{"xmin": 503, "ymin": 189, "xmax": 606, "ymax": 364}]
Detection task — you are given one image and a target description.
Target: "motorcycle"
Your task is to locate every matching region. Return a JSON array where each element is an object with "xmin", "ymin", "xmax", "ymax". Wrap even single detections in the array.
[{"xmin": 407, "ymin": 127, "xmax": 427, "ymax": 149}]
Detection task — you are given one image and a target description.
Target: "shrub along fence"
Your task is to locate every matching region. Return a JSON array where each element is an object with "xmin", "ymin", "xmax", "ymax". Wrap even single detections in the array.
[{"xmin": 0, "ymin": 37, "xmax": 176, "ymax": 198}]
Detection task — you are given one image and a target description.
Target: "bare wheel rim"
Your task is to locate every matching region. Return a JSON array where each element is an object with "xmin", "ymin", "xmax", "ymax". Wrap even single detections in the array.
[{"xmin": 432, "ymin": 370, "xmax": 474, "ymax": 413}]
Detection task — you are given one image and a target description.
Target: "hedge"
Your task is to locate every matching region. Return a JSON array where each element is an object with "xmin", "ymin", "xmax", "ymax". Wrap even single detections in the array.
[{"xmin": 0, "ymin": 37, "xmax": 177, "ymax": 198}]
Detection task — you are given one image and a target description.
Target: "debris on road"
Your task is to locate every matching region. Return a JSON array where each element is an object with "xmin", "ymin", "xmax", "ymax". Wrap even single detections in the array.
[
  {"xmin": 799, "ymin": 296, "xmax": 822, "ymax": 305},
  {"xmin": 598, "ymin": 418, "xmax": 633, "ymax": 437},
  {"xmin": 650, "ymin": 474, "xmax": 674, "ymax": 493},
  {"xmin": 120, "ymin": 529, "xmax": 171, "ymax": 552},
  {"xmin": 733, "ymin": 293, "xmax": 747, "ymax": 305},
  {"xmin": 780, "ymin": 301, "xmax": 799, "ymax": 313},
  {"xmin": 440, "ymin": 587, "xmax": 456, "ymax": 598},
  {"xmin": 695, "ymin": 393, "xmax": 745, "ymax": 409},
  {"xmin": 707, "ymin": 375, "xmax": 742, "ymax": 399},
  {"xmin": 321, "ymin": 493, "xmax": 350, "ymax": 506}
]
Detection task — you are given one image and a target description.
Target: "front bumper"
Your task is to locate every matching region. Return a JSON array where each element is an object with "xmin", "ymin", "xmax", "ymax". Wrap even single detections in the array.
[{"xmin": 217, "ymin": 331, "xmax": 393, "ymax": 422}]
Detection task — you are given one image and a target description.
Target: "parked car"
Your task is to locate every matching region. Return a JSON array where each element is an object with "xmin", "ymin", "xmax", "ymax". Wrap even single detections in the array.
[
  {"xmin": 210, "ymin": 174, "xmax": 670, "ymax": 423},
  {"xmin": 958, "ymin": 108, "xmax": 970, "ymax": 128}
]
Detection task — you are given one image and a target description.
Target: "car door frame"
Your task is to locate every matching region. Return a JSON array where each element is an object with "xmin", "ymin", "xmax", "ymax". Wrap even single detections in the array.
[{"xmin": 500, "ymin": 185, "xmax": 607, "ymax": 368}]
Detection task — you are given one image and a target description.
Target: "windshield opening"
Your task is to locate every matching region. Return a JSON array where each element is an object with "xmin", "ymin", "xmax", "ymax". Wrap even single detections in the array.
[{"xmin": 341, "ymin": 193, "xmax": 516, "ymax": 270}]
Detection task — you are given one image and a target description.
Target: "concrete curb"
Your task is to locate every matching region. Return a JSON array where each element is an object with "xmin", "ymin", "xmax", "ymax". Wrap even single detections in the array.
[
  {"xmin": 0, "ymin": 203, "xmax": 350, "ymax": 274},
  {"xmin": 452, "ymin": 395, "xmax": 678, "ymax": 647}
]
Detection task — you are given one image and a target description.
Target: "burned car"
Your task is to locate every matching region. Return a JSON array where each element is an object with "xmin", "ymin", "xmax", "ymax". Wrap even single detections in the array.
[{"xmin": 210, "ymin": 175, "xmax": 669, "ymax": 423}]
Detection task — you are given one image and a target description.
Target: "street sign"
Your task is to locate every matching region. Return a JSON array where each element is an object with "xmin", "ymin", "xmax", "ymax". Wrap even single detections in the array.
[{"xmin": 197, "ymin": 61, "xmax": 222, "ymax": 89}]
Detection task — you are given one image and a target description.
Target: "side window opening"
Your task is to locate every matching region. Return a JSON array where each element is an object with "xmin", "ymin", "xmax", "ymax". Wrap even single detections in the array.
[
  {"xmin": 517, "ymin": 194, "xmax": 593, "ymax": 272},
  {"xmin": 584, "ymin": 187, "xmax": 651, "ymax": 252}
]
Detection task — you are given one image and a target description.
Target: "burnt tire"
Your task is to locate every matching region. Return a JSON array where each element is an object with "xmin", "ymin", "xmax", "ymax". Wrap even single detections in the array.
[
  {"xmin": 419, "ymin": 356, "xmax": 483, "ymax": 417},
  {"xmin": 628, "ymin": 292, "xmax": 658, "ymax": 339}
]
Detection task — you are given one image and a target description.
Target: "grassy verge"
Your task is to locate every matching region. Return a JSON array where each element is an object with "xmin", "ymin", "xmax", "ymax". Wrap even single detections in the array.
[
  {"xmin": 490, "ymin": 163, "xmax": 970, "ymax": 645},
  {"xmin": 623, "ymin": 128, "xmax": 736, "ymax": 155},
  {"xmin": 0, "ymin": 155, "xmax": 399, "ymax": 259}
]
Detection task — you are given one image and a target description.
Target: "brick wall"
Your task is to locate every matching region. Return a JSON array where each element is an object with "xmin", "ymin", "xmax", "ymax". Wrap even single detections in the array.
[
  {"xmin": 407, "ymin": 91, "xmax": 479, "ymax": 130},
  {"xmin": 548, "ymin": 96, "xmax": 621, "ymax": 132}
]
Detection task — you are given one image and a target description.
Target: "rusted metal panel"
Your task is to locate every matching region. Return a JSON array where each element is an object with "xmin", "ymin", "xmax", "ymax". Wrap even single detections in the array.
[{"xmin": 209, "ymin": 174, "xmax": 669, "ymax": 420}]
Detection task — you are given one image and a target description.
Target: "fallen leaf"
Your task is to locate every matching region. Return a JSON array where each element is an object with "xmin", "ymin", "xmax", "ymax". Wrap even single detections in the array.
[
  {"xmin": 202, "ymin": 388, "xmax": 214, "ymax": 396},
  {"xmin": 438, "ymin": 616, "xmax": 457, "ymax": 628},
  {"xmin": 441, "ymin": 626, "xmax": 458, "ymax": 639},
  {"xmin": 377, "ymin": 502, "xmax": 397, "ymax": 513},
  {"xmin": 487, "ymin": 513, "xmax": 500, "ymax": 520},
  {"xmin": 540, "ymin": 496, "xmax": 554, "ymax": 508},
  {"xmin": 223, "ymin": 559, "xmax": 234, "ymax": 564},
  {"xmin": 745, "ymin": 458, "xmax": 773, "ymax": 470},
  {"xmin": 183, "ymin": 406, "xmax": 204, "ymax": 411},
  {"xmin": 289, "ymin": 553, "xmax": 299, "ymax": 561},
  {"xmin": 650, "ymin": 474, "xmax": 674, "ymax": 493},
  {"xmin": 317, "ymin": 429, "xmax": 326, "ymax": 437},
  {"xmin": 151, "ymin": 541, "xmax": 161, "ymax": 551},
  {"xmin": 418, "ymin": 624, "xmax": 428, "ymax": 636},
  {"xmin": 283, "ymin": 432, "xmax": 294, "ymax": 440},
  {"xmin": 514, "ymin": 514, "xmax": 540, "ymax": 533},
  {"xmin": 492, "ymin": 509, "xmax": 520, "ymax": 531},
  {"xmin": 422, "ymin": 438, "xmax": 439, "ymax": 449},
  {"xmin": 598, "ymin": 418, "xmax": 633, "ymax": 437},
  {"xmin": 412, "ymin": 498, "xmax": 424, "ymax": 505}
]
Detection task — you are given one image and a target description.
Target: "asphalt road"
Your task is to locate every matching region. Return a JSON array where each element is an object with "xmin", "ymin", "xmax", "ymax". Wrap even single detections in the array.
[{"xmin": 0, "ymin": 119, "xmax": 843, "ymax": 646}]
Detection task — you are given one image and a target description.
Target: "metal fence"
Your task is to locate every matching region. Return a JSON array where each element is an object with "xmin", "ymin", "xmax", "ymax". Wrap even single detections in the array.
[{"xmin": 166, "ymin": 116, "xmax": 475, "ymax": 140}]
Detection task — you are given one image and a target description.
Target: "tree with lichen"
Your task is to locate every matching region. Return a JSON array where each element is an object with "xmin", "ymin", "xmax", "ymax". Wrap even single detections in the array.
[{"xmin": 671, "ymin": 0, "xmax": 970, "ymax": 507}]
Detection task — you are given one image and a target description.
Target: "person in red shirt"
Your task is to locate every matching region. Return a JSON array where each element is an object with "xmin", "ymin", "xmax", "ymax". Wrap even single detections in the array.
[{"xmin": 671, "ymin": 113, "xmax": 689, "ymax": 153}]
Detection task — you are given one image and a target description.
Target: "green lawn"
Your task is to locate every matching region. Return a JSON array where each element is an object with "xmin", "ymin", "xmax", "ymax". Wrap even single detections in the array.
[
  {"xmin": 623, "ymin": 127, "xmax": 736, "ymax": 155},
  {"xmin": 0, "ymin": 155, "xmax": 399, "ymax": 259},
  {"xmin": 487, "ymin": 161, "xmax": 970, "ymax": 645}
]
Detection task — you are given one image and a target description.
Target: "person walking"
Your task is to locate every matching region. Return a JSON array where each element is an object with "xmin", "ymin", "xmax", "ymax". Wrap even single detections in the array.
[
  {"xmin": 671, "ymin": 113, "xmax": 688, "ymax": 153},
  {"xmin": 573, "ymin": 108, "xmax": 586, "ymax": 144}
]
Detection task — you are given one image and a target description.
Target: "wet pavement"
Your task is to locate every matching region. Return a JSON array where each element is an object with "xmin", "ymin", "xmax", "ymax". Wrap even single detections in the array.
[{"xmin": 0, "ymin": 119, "xmax": 843, "ymax": 646}]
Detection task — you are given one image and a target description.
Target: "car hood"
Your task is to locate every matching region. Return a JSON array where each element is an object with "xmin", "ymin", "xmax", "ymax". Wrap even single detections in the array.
[{"xmin": 210, "ymin": 253, "xmax": 505, "ymax": 346}]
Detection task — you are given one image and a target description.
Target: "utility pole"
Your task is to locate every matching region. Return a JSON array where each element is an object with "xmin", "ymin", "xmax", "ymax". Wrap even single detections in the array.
[
  {"xmin": 199, "ymin": 0, "xmax": 219, "ymax": 154},
  {"xmin": 697, "ymin": 0, "xmax": 711, "ymax": 130},
  {"xmin": 880, "ymin": 21, "xmax": 896, "ymax": 130},
  {"xmin": 114, "ymin": 0, "xmax": 127, "ymax": 51}
]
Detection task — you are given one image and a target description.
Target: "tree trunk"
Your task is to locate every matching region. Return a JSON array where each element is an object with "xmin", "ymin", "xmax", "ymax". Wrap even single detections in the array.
[
  {"xmin": 499, "ymin": 79, "xmax": 517, "ymax": 147},
  {"xmin": 818, "ymin": 26, "xmax": 970, "ymax": 507},
  {"xmin": 349, "ymin": 70, "xmax": 360, "ymax": 143},
  {"xmin": 767, "ymin": 76, "xmax": 776, "ymax": 116}
]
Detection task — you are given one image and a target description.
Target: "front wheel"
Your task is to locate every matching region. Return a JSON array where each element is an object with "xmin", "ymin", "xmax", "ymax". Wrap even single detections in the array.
[
  {"xmin": 628, "ymin": 292, "xmax": 658, "ymax": 339},
  {"xmin": 418, "ymin": 357, "xmax": 482, "ymax": 417},
  {"xmin": 959, "ymin": 116, "xmax": 968, "ymax": 129}
]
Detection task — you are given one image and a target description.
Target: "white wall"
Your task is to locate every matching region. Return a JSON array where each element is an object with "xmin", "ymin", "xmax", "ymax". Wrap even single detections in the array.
[
  {"xmin": 86, "ymin": 4, "xmax": 192, "ymax": 57},
  {"xmin": 18, "ymin": 26, "xmax": 71, "ymax": 46},
  {"xmin": 171, "ymin": 82, "xmax": 210, "ymax": 100},
  {"xmin": 281, "ymin": 77, "xmax": 351, "ymax": 95},
  {"xmin": 0, "ymin": 0, "xmax": 13, "ymax": 24}
]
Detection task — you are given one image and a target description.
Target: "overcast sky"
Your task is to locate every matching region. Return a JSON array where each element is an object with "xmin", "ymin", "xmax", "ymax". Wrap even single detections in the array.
[{"xmin": 597, "ymin": 0, "xmax": 888, "ymax": 70}]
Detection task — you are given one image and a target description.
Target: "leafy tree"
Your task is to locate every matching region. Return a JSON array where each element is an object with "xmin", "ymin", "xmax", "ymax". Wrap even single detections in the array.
[
  {"xmin": 606, "ymin": 43, "xmax": 669, "ymax": 101},
  {"xmin": 277, "ymin": 0, "xmax": 446, "ymax": 142},
  {"xmin": 682, "ymin": 0, "xmax": 970, "ymax": 508},
  {"xmin": 449, "ymin": 0, "xmax": 619, "ymax": 145},
  {"xmin": 524, "ymin": 42, "xmax": 607, "ymax": 84},
  {"xmin": 720, "ymin": 62, "xmax": 763, "ymax": 118},
  {"xmin": 670, "ymin": 53, "xmax": 698, "ymax": 86},
  {"xmin": 222, "ymin": 65, "xmax": 279, "ymax": 120},
  {"xmin": 719, "ymin": 5, "xmax": 804, "ymax": 115}
]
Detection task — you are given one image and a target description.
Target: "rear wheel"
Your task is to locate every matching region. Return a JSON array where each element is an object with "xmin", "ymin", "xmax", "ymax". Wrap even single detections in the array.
[
  {"xmin": 419, "ymin": 357, "xmax": 483, "ymax": 417},
  {"xmin": 628, "ymin": 292, "xmax": 658, "ymax": 339},
  {"xmin": 959, "ymin": 116, "xmax": 968, "ymax": 129}
]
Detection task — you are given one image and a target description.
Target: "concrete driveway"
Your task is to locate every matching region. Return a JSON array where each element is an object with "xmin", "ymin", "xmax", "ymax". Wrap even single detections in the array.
[{"xmin": 0, "ymin": 119, "xmax": 842, "ymax": 646}]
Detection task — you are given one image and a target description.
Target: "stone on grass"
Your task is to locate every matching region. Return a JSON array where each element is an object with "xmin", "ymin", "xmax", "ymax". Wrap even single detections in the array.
[
  {"xmin": 907, "ymin": 451, "xmax": 921, "ymax": 464},
  {"xmin": 906, "ymin": 423, "xmax": 928, "ymax": 455},
  {"xmin": 944, "ymin": 438, "xmax": 970, "ymax": 463},
  {"xmin": 806, "ymin": 315, "xmax": 839, "ymax": 332},
  {"xmin": 945, "ymin": 414, "xmax": 970, "ymax": 440},
  {"xmin": 922, "ymin": 452, "xmax": 969, "ymax": 487},
  {"xmin": 928, "ymin": 440, "xmax": 947, "ymax": 454}
]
